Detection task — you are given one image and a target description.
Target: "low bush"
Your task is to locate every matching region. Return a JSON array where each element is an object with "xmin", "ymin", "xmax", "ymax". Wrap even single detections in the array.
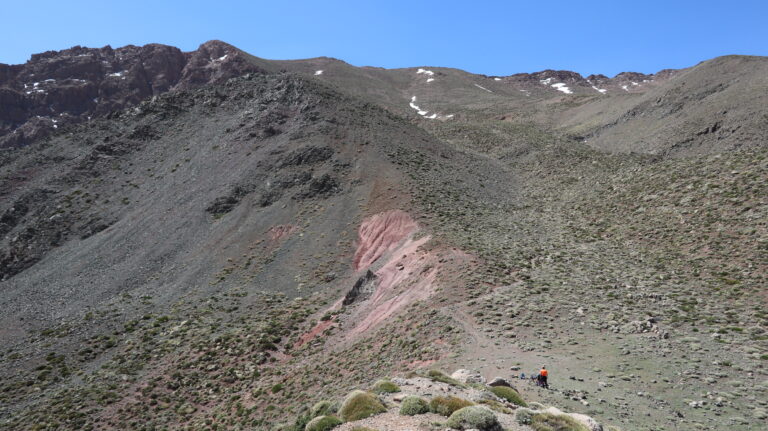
[
  {"xmin": 429, "ymin": 396, "xmax": 474, "ymax": 416},
  {"xmin": 478, "ymin": 399, "xmax": 514, "ymax": 414},
  {"xmin": 489, "ymin": 385, "xmax": 527, "ymax": 407},
  {"xmin": 427, "ymin": 370, "xmax": 465, "ymax": 387},
  {"xmin": 531, "ymin": 413, "xmax": 590, "ymax": 431},
  {"xmin": 371, "ymin": 379, "xmax": 400, "ymax": 394},
  {"xmin": 339, "ymin": 390, "xmax": 386, "ymax": 422},
  {"xmin": 445, "ymin": 406, "xmax": 502, "ymax": 431},
  {"xmin": 305, "ymin": 415, "xmax": 342, "ymax": 431},
  {"xmin": 399, "ymin": 395, "xmax": 429, "ymax": 416},
  {"xmin": 310, "ymin": 400, "xmax": 335, "ymax": 418},
  {"xmin": 515, "ymin": 408, "xmax": 536, "ymax": 425}
]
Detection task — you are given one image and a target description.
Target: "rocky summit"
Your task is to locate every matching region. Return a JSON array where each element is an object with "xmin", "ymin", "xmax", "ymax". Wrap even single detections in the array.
[{"xmin": 0, "ymin": 42, "xmax": 766, "ymax": 431}]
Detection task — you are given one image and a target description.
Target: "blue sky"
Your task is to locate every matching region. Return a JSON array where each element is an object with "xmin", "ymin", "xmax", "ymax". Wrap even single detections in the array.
[{"xmin": 2, "ymin": 0, "xmax": 766, "ymax": 77}]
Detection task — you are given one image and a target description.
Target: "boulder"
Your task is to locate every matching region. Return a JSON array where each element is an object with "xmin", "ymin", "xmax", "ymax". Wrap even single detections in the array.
[
  {"xmin": 451, "ymin": 369, "xmax": 486, "ymax": 384},
  {"xmin": 487, "ymin": 377, "xmax": 513, "ymax": 388}
]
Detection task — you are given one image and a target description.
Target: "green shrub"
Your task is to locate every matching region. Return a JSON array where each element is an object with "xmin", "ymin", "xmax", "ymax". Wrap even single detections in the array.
[
  {"xmin": 399, "ymin": 396, "xmax": 429, "ymax": 416},
  {"xmin": 531, "ymin": 413, "xmax": 590, "ymax": 431},
  {"xmin": 489, "ymin": 385, "xmax": 527, "ymax": 407},
  {"xmin": 478, "ymin": 399, "xmax": 514, "ymax": 414},
  {"xmin": 286, "ymin": 410, "xmax": 312, "ymax": 431},
  {"xmin": 305, "ymin": 415, "xmax": 342, "ymax": 431},
  {"xmin": 429, "ymin": 396, "xmax": 474, "ymax": 416},
  {"xmin": 445, "ymin": 406, "xmax": 502, "ymax": 431},
  {"xmin": 427, "ymin": 370, "xmax": 464, "ymax": 387},
  {"xmin": 310, "ymin": 400, "xmax": 335, "ymax": 418},
  {"xmin": 339, "ymin": 390, "xmax": 386, "ymax": 422},
  {"xmin": 515, "ymin": 408, "xmax": 536, "ymax": 425},
  {"xmin": 371, "ymin": 379, "xmax": 400, "ymax": 394}
]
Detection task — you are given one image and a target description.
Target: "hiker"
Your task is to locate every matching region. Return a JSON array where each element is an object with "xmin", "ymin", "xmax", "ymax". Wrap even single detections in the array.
[
  {"xmin": 520, "ymin": 372, "xmax": 525, "ymax": 380},
  {"xmin": 539, "ymin": 366, "xmax": 549, "ymax": 389}
]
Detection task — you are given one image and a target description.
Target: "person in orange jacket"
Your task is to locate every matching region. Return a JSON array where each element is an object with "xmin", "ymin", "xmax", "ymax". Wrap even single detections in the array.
[{"xmin": 539, "ymin": 366, "xmax": 549, "ymax": 388}]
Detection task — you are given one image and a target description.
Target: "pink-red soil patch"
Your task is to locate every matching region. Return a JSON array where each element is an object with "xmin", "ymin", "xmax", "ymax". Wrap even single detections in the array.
[
  {"xmin": 353, "ymin": 210, "xmax": 418, "ymax": 271},
  {"xmin": 294, "ymin": 317, "xmax": 336, "ymax": 348}
]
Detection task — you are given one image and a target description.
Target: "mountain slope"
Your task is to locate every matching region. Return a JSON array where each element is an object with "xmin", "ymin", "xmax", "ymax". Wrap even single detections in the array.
[{"xmin": 0, "ymin": 43, "xmax": 766, "ymax": 431}]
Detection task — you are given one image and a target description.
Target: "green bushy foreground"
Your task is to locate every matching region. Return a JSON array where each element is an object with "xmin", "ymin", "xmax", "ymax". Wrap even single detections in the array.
[
  {"xmin": 429, "ymin": 396, "xmax": 474, "ymax": 416},
  {"xmin": 489, "ymin": 385, "xmax": 527, "ymax": 407},
  {"xmin": 339, "ymin": 390, "xmax": 387, "ymax": 422},
  {"xmin": 305, "ymin": 415, "xmax": 342, "ymax": 431},
  {"xmin": 445, "ymin": 406, "xmax": 503, "ymax": 431},
  {"xmin": 399, "ymin": 395, "xmax": 429, "ymax": 416}
]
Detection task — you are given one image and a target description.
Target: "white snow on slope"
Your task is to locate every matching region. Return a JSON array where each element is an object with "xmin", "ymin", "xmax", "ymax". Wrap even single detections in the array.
[
  {"xmin": 494, "ymin": 77, "xmax": 502, "ymax": 81},
  {"xmin": 408, "ymin": 95, "xmax": 453, "ymax": 120},
  {"xmin": 592, "ymin": 85, "xmax": 607, "ymax": 94},
  {"xmin": 540, "ymin": 77, "xmax": 553, "ymax": 85},
  {"xmin": 621, "ymin": 85, "xmax": 629, "ymax": 92},
  {"xmin": 474, "ymin": 83, "xmax": 493, "ymax": 93},
  {"xmin": 426, "ymin": 78, "xmax": 434, "ymax": 83},
  {"xmin": 416, "ymin": 68, "xmax": 434, "ymax": 76},
  {"xmin": 108, "ymin": 71, "xmax": 127, "ymax": 79},
  {"xmin": 551, "ymin": 83, "xmax": 572, "ymax": 94},
  {"xmin": 218, "ymin": 55, "xmax": 228, "ymax": 61},
  {"xmin": 409, "ymin": 96, "xmax": 428, "ymax": 115},
  {"xmin": 314, "ymin": 70, "xmax": 323, "ymax": 76}
]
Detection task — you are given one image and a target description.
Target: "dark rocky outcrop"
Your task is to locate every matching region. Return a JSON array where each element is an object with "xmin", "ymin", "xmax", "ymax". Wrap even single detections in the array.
[
  {"xmin": 343, "ymin": 270, "xmax": 377, "ymax": 305},
  {"xmin": 0, "ymin": 40, "xmax": 267, "ymax": 148}
]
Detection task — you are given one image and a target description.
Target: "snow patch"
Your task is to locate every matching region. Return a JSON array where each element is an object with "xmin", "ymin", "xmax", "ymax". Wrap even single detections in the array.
[
  {"xmin": 621, "ymin": 85, "xmax": 629, "ymax": 92},
  {"xmin": 592, "ymin": 85, "xmax": 607, "ymax": 94},
  {"xmin": 540, "ymin": 77, "xmax": 553, "ymax": 85},
  {"xmin": 551, "ymin": 83, "xmax": 573, "ymax": 94},
  {"xmin": 314, "ymin": 70, "xmax": 323, "ymax": 76},
  {"xmin": 494, "ymin": 77, "xmax": 502, "ymax": 81},
  {"xmin": 218, "ymin": 54, "xmax": 228, "ymax": 61},
  {"xmin": 416, "ymin": 68, "xmax": 434, "ymax": 76},
  {"xmin": 474, "ymin": 83, "xmax": 493, "ymax": 93},
  {"xmin": 108, "ymin": 71, "xmax": 127, "ymax": 79},
  {"xmin": 408, "ymin": 95, "xmax": 454, "ymax": 121},
  {"xmin": 426, "ymin": 78, "xmax": 434, "ymax": 83}
]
